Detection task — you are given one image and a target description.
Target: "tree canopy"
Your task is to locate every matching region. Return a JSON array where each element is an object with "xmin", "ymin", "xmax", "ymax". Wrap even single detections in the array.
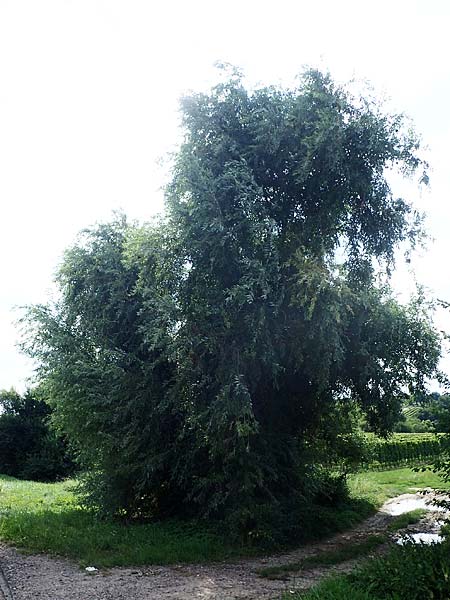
[{"xmin": 24, "ymin": 69, "xmax": 442, "ymax": 539}]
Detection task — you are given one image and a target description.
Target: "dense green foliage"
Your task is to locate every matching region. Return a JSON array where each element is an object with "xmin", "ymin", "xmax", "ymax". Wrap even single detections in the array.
[
  {"xmin": 394, "ymin": 394, "xmax": 450, "ymax": 432},
  {"xmin": 428, "ymin": 398, "xmax": 450, "ymax": 512},
  {"xmin": 394, "ymin": 405, "xmax": 435, "ymax": 432},
  {"xmin": 292, "ymin": 541, "xmax": 450, "ymax": 599},
  {"xmin": 23, "ymin": 69, "xmax": 442, "ymax": 538},
  {"xmin": 0, "ymin": 389, "xmax": 74, "ymax": 481},
  {"xmin": 363, "ymin": 433, "xmax": 448, "ymax": 469}
]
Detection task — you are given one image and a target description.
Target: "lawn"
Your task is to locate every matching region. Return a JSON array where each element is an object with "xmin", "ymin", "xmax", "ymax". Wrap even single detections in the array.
[
  {"xmin": 0, "ymin": 475, "xmax": 247, "ymax": 567},
  {"xmin": 347, "ymin": 467, "xmax": 450, "ymax": 506},
  {"xmin": 0, "ymin": 467, "xmax": 447, "ymax": 568}
]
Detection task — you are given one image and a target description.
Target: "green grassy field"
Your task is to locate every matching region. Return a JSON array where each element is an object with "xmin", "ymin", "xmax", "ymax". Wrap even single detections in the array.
[
  {"xmin": 0, "ymin": 475, "xmax": 249, "ymax": 566},
  {"xmin": 348, "ymin": 467, "xmax": 450, "ymax": 505},
  {"xmin": 0, "ymin": 467, "xmax": 447, "ymax": 568}
]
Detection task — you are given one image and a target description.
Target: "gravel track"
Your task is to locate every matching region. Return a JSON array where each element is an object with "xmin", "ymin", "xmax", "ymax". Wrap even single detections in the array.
[
  {"xmin": 0, "ymin": 561, "xmax": 13, "ymax": 600},
  {"xmin": 0, "ymin": 493, "xmax": 445, "ymax": 600}
]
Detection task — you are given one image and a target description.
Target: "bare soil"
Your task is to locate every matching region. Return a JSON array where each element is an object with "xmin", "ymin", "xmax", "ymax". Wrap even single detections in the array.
[{"xmin": 0, "ymin": 493, "xmax": 445, "ymax": 600}]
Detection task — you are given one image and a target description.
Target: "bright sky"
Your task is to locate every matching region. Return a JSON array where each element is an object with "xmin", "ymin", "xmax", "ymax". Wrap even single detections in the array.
[{"xmin": 1, "ymin": 0, "xmax": 450, "ymax": 391}]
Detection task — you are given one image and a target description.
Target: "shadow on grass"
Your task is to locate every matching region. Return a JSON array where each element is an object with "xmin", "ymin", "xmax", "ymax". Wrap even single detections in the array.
[
  {"xmin": 0, "ymin": 506, "xmax": 250, "ymax": 567},
  {"xmin": 0, "ymin": 499, "xmax": 379, "ymax": 568},
  {"xmin": 0, "ymin": 474, "xmax": 386, "ymax": 568},
  {"xmin": 300, "ymin": 497, "xmax": 377, "ymax": 541}
]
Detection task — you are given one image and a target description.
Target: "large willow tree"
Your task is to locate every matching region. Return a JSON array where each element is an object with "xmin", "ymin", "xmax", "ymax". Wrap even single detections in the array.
[{"xmin": 25, "ymin": 69, "xmax": 441, "ymax": 538}]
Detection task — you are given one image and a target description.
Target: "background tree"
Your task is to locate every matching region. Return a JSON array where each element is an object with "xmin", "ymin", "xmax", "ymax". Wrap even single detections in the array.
[
  {"xmin": 0, "ymin": 387, "xmax": 74, "ymax": 481},
  {"xmin": 24, "ymin": 69, "xmax": 442, "ymax": 539},
  {"xmin": 392, "ymin": 392, "xmax": 450, "ymax": 433}
]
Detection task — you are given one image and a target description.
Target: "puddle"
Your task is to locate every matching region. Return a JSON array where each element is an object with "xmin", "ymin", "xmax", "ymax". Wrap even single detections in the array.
[
  {"xmin": 386, "ymin": 494, "xmax": 449, "ymax": 546},
  {"xmin": 382, "ymin": 494, "xmax": 445, "ymax": 516},
  {"xmin": 396, "ymin": 533, "xmax": 444, "ymax": 545}
]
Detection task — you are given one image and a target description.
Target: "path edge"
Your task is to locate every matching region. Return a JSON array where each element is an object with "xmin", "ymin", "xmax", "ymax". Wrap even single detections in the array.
[{"xmin": 0, "ymin": 562, "xmax": 13, "ymax": 600}]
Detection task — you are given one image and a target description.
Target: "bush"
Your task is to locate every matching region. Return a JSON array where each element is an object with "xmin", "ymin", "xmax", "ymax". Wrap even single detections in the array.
[
  {"xmin": 352, "ymin": 541, "xmax": 450, "ymax": 599},
  {"xmin": 296, "ymin": 541, "xmax": 450, "ymax": 599}
]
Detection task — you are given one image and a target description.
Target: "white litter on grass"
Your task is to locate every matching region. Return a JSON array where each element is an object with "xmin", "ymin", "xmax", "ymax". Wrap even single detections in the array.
[
  {"xmin": 396, "ymin": 533, "xmax": 444, "ymax": 545},
  {"xmin": 85, "ymin": 566, "xmax": 98, "ymax": 572}
]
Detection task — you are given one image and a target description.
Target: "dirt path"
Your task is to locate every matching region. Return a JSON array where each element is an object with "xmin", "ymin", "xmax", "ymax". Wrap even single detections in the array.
[
  {"xmin": 0, "ymin": 562, "xmax": 13, "ymax": 600},
  {"xmin": 0, "ymin": 493, "xmax": 446, "ymax": 600}
]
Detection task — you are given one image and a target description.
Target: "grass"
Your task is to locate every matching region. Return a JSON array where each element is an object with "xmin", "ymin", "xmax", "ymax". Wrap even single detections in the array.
[
  {"xmin": 347, "ymin": 467, "xmax": 450, "ymax": 507},
  {"xmin": 0, "ymin": 475, "xmax": 251, "ymax": 567},
  {"xmin": 387, "ymin": 508, "xmax": 427, "ymax": 532},
  {"xmin": 0, "ymin": 466, "xmax": 447, "ymax": 568},
  {"xmin": 259, "ymin": 508, "xmax": 428, "ymax": 580},
  {"xmin": 260, "ymin": 507, "xmax": 429, "ymax": 580},
  {"xmin": 281, "ymin": 469, "xmax": 450, "ymax": 599},
  {"xmin": 285, "ymin": 575, "xmax": 374, "ymax": 599},
  {"xmin": 285, "ymin": 541, "xmax": 450, "ymax": 599},
  {"xmin": 258, "ymin": 534, "xmax": 386, "ymax": 580},
  {"xmin": 300, "ymin": 535, "xmax": 385, "ymax": 567}
]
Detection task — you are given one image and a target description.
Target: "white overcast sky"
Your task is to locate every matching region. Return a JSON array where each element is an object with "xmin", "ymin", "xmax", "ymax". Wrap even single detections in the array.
[{"xmin": 1, "ymin": 0, "xmax": 450, "ymax": 391}]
